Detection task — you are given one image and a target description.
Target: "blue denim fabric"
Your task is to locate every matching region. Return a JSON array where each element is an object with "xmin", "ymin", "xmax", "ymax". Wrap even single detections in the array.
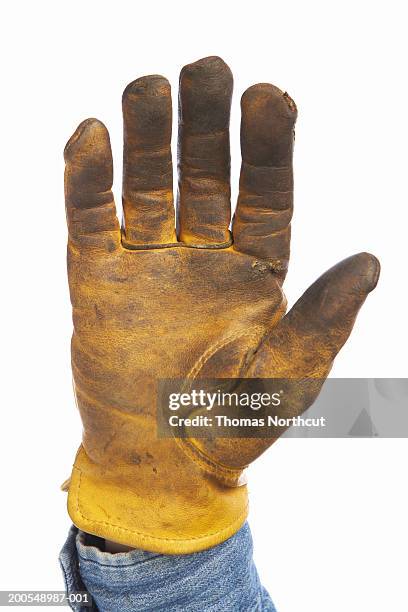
[{"xmin": 59, "ymin": 522, "xmax": 276, "ymax": 612}]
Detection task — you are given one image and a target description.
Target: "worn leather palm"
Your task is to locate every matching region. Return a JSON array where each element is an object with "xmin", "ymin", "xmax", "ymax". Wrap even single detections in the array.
[{"xmin": 64, "ymin": 57, "xmax": 380, "ymax": 553}]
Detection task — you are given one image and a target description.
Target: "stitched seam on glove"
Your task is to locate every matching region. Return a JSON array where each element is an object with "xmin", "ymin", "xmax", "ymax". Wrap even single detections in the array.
[{"xmin": 174, "ymin": 329, "xmax": 261, "ymax": 483}]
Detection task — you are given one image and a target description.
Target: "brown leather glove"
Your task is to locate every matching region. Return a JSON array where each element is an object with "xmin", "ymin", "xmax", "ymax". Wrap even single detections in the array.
[{"xmin": 64, "ymin": 56, "xmax": 380, "ymax": 553}]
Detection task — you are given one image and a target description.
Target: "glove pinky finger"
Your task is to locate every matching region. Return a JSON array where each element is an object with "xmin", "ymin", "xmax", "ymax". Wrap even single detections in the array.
[{"xmin": 64, "ymin": 118, "xmax": 121, "ymax": 251}]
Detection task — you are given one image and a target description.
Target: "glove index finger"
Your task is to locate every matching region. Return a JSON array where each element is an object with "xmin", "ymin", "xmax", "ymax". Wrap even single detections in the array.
[
  {"xmin": 233, "ymin": 84, "xmax": 297, "ymax": 277},
  {"xmin": 64, "ymin": 118, "xmax": 121, "ymax": 252}
]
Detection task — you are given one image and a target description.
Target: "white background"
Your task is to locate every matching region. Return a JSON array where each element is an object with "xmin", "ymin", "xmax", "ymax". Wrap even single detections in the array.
[{"xmin": 1, "ymin": 1, "xmax": 407, "ymax": 610}]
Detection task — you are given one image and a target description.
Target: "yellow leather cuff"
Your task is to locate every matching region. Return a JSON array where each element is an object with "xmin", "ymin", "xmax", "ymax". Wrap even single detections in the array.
[{"xmin": 68, "ymin": 445, "xmax": 248, "ymax": 554}]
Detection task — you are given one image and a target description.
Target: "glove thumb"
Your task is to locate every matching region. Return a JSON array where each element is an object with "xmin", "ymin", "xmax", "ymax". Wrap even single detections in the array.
[{"xmin": 247, "ymin": 252, "xmax": 380, "ymax": 379}]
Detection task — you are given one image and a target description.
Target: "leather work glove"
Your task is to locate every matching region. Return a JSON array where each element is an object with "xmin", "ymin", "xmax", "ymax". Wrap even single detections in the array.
[{"xmin": 64, "ymin": 56, "xmax": 380, "ymax": 553}]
